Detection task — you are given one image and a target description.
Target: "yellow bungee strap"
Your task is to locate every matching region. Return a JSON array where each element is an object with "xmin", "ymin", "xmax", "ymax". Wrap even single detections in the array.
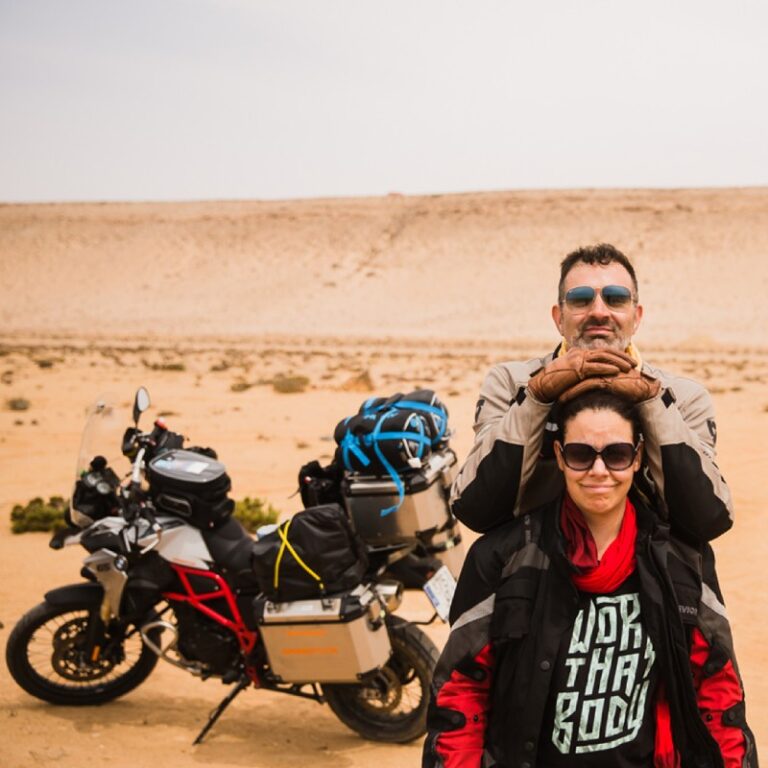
[{"xmin": 273, "ymin": 518, "xmax": 325, "ymax": 592}]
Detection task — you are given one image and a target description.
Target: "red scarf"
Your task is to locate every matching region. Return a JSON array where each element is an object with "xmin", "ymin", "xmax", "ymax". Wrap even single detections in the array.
[
  {"xmin": 560, "ymin": 493, "xmax": 636, "ymax": 593},
  {"xmin": 559, "ymin": 494, "xmax": 678, "ymax": 767}
]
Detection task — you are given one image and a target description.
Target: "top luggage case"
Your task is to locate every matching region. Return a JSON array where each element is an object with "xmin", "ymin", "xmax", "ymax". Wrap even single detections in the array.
[{"xmin": 342, "ymin": 449, "xmax": 457, "ymax": 546}]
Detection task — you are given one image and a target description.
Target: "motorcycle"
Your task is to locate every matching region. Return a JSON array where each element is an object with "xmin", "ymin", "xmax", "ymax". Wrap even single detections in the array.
[{"xmin": 5, "ymin": 388, "xmax": 443, "ymax": 744}]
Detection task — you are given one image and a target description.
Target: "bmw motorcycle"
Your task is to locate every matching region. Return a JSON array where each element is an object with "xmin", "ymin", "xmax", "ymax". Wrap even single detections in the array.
[{"xmin": 5, "ymin": 388, "xmax": 443, "ymax": 744}]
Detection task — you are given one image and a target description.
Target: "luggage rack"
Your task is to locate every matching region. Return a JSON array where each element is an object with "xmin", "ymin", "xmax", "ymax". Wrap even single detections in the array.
[{"xmin": 343, "ymin": 448, "xmax": 456, "ymax": 486}]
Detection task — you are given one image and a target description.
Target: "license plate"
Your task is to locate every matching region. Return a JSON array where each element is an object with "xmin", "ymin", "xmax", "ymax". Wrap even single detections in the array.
[{"xmin": 423, "ymin": 565, "xmax": 456, "ymax": 622}]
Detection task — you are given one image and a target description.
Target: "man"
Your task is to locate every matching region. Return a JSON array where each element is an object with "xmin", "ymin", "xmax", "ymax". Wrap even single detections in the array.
[{"xmin": 450, "ymin": 243, "xmax": 732, "ymax": 542}]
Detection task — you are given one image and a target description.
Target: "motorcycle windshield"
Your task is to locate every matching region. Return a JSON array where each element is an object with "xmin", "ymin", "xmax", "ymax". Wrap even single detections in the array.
[{"xmin": 75, "ymin": 393, "xmax": 127, "ymax": 480}]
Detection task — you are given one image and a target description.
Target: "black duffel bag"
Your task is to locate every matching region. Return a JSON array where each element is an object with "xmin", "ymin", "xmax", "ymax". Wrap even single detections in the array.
[
  {"xmin": 251, "ymin": 504, "xmax": 368, "ymax": 601},
  {"xmin": 333, "ymin": 388, "xmax": 450, "ymax": 478}
]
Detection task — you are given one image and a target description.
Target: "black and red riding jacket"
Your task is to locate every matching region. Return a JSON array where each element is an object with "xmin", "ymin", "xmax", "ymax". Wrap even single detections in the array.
[{"xmin": 423, "ymin": 494, "xmax": 757, "ymax": 768}]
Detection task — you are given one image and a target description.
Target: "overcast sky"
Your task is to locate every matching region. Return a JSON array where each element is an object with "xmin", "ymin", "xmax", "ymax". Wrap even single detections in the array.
[{"xmin": 1, "ymin": 0, "xmax": 766, "ymax": 202}]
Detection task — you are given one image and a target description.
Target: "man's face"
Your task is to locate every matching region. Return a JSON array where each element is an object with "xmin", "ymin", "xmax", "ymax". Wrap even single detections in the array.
[{"xmin": 552, "ymin": 262, "xmax": 643, "ymax": 351}]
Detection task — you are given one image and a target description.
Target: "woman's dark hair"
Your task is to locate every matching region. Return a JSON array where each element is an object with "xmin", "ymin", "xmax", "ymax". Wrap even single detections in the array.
[{"xmin": 557, "ymin": 391, "xmax": 642, "ymax": 444}]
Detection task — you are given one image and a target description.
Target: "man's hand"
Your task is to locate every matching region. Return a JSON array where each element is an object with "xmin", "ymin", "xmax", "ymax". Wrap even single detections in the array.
[
  {"xmin": 558, "ymin": 368, "xmax": 662, "ymax": 404},
  {"xmin": 526, "ymin": 348, "xmax": 636, "ymax": 404}
]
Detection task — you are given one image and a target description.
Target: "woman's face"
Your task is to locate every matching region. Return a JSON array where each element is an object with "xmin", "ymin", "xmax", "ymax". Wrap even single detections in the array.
[{"xmin": 555, "ymin": 407, "xmax": 642, "ymax": 519}]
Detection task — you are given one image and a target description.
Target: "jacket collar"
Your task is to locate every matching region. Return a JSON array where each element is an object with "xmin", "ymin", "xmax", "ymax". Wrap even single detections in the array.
[{"xmin": 539, "ymin": 490, "xmax": 666, "ymax": 563}]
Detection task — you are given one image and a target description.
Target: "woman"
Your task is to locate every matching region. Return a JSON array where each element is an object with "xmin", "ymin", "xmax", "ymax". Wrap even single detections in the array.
[{"xmin": 423, "ymin": 391, "xmax": 756, "ymax": 768}]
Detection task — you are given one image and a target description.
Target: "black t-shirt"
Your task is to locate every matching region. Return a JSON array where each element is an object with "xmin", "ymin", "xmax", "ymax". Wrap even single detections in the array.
[{"xmin": 537, "ymin": 573, "xmax": 659, "ymax": 767}]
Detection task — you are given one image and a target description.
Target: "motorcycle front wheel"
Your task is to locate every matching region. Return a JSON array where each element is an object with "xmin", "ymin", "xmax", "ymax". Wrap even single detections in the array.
[
  {"xmin": 322, "ymin": 616, "xmax": 439, "ymax": 743},
  {"xmin": 6, "ymin": 599, "xmax": 158, "ymax": 705}
]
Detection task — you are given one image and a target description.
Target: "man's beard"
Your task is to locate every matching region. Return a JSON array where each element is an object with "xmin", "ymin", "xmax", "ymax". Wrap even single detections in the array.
[{"xmin": 570, "ymin": 321, "xmax": 630, "ymax": 352}]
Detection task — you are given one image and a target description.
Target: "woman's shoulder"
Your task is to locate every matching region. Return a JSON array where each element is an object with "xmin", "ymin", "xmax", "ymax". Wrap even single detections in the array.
[{"xmin": 464, "ymin": 508, "xmax": 551, "ymax": 584}]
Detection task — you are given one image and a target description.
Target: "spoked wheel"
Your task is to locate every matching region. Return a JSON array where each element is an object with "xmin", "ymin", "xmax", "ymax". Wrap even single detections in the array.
[
  {"xmin": 323, "ymin": 616, "xmax": 439, "ymax": 743},
  {"xmin": 6, "ymin": 599, "xmax": 158, "ymax": 705}
]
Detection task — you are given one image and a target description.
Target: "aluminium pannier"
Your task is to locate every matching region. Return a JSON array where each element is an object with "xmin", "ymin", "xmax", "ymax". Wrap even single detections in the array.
[
  {"xmin": 342, "ymin": 449, "xmax": 457, "ymax": 545},
  {"xmin": 253, "ymin": 585, "xmax": 391, "ymax": 683}
]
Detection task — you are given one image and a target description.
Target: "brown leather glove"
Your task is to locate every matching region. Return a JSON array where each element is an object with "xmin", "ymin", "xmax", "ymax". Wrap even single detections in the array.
[
  {"xmin": 526, "ymin": 348, "xmax": 636, "ymax": 404},
  {"xmin": 557, "ymin": 368, "xmax": 662, "ymax": 404}
]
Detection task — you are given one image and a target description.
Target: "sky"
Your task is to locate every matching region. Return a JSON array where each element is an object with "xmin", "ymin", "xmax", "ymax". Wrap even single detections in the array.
[{"xmin": 1, "ymin": 0, "xmax": 766, "ymax": 202}]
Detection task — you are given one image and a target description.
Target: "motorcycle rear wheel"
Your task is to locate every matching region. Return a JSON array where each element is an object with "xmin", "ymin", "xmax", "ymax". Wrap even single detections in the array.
[
  {"xmin": 322, "ymin": 616, "xmax": 439, "ymax": 743},
  {"xmin": 6, "ymin": 599, "xmax": 158, "ymax": 705}
]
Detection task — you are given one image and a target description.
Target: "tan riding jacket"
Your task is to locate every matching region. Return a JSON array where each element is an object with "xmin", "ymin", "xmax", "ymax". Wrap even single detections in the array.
[{"xmin": 450, "ymin": 349, "xmax": 733, "ymax": 542}]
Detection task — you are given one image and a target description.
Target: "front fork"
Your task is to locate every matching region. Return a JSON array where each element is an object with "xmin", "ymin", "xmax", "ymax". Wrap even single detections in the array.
[
  {"xmin": 83, "ymin": 549, "xmax": 129, "ymax": 621},
  {"xmin": 81, "ymin": 550, "xmax": 130, "ymax": 660}
]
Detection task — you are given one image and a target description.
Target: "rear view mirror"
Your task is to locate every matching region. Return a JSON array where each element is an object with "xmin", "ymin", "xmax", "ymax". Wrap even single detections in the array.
[{"xmin": 132, "ymin": 387, "xmax": 151, "ymax": 425}]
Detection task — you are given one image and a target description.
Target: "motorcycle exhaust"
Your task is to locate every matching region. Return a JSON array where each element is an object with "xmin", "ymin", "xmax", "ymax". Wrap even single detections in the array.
[{"xmin": 139, "ymin": 619, "xmax": 203, "ymax": 673}]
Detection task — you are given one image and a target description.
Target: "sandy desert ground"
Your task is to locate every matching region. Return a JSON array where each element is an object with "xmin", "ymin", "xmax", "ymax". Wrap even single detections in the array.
[{"xmin": 0, "ymin": 188, "xmax": 767, "ymax": 766}]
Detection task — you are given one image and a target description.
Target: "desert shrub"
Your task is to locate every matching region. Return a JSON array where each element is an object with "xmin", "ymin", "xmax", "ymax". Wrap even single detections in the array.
[
  {"xmin": 11, "ymin": 496, "xmax": 69, "ymax": 533},
  {"xmin": 10, "ymin": 494, "xmax": 279, "ymax": 535},
  {"xmin": 141, "ymin": 358, "xmax": 186, "ymax": 372},
  {"xmin": 230, "ymin": 378, "xmax": 252, "ymax": 392},
  {"xmin": 272, "ymin": 375, "xmax": 310, "ymax": 394},
  {"xmin": 340, "ymin": 370, "xmax": 374, "ymax": 392},
  {"xmin": 233, "ymin": 497, "xmax": 279, "ymax": 533},
  {"xmin": 6, "ymin": 397, "xmax": 30, "ymax": 411}
]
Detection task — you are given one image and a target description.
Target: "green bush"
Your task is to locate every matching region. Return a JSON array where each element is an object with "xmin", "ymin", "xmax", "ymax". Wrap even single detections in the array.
[
  {"xmin": 10, "ymin": 494, "xmax": 279, "ymax": 536},
  {"xmin": 11, "ymin": 496, "xmax": 69, "ymax": 533},
  {"xmin": 233, "ymin": 496, "xmax": 279, "ymax": 533}
]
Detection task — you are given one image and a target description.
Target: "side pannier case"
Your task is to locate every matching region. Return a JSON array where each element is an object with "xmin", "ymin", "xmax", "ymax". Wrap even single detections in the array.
[
  {"xmin": 147, "ymin": 449, "xmax": 234, "ymax": 529},
  {"xmin": 342, "ymin": 449, "xmax": 457, "ymax": 546},
  {"xmin": 253, "ymin": 585, "xmax": 392, "ymax": 683}
]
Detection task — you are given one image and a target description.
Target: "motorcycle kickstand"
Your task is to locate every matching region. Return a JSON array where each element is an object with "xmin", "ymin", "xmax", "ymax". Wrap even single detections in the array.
[{"xmin": 193, "ymin": 676, "xmax": 250, "ymax": 745}]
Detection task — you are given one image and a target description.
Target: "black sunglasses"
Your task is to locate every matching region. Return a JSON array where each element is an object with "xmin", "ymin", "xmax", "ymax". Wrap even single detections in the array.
[
  {"xmin": 560, "ymin": 441, "xmax": 640, "ymax": 471},
  {"xmin": 563, "ymin": 284, "xmax": 634, "ymax": 309}
]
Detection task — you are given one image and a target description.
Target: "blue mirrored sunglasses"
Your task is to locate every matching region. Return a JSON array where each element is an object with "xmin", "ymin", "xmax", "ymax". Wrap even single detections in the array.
[{"xmin": 564, "ymin": 284, "xmax": 634, "ymax": 309}]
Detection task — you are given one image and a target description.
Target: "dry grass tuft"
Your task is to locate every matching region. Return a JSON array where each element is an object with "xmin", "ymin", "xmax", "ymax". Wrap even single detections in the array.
[
  {"xmin": 141, "ymin": 358, "xmax": 186, "ymax": 372},
  {"xmin": 272, "ymin": 375, "xmax": 310, "ymax": 394},
  {"xmin": 339, "ymin": 370, "xmax": 374, "ymax": 392}
]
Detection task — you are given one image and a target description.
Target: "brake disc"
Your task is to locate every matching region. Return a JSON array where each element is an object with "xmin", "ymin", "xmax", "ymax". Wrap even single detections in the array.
[
  {"xmin": 357, "ymin": 666, "xmax": 403, "ymax": 713},
  {"xmin": 50, "ymin": 618, "xmax": 115, "ymax": 681}
]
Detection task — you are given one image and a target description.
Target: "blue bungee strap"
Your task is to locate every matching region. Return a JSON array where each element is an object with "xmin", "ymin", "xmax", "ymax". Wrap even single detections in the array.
[
  {"xmin": 391, "ymin": 400, "xmax": 448, "ymax": 444},
  {"xmin": 340, "ymin": 429, "xmax": 432, "ymax": 474},
  {"xmin": 371, "ymin": 409, "xmax": 418, "ymax": 517},
  {"xmin": 341, "ymin": 404, "xmax": 441, "ymax": 517},
  {"xmin": 340, "ymin": 430, "xmax": 371, "ymax": 470}
]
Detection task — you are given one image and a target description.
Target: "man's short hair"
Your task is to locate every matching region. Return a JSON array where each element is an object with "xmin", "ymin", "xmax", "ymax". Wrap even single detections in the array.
[{"xmin": 558, "ymin": 243, "xmax": 639, "ymax": 303}]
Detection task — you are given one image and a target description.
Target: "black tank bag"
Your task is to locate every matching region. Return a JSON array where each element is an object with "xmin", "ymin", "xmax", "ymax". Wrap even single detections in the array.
[{"xmin": 147, "ymin": 449, "xmax": 234, "ymax": 529}]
